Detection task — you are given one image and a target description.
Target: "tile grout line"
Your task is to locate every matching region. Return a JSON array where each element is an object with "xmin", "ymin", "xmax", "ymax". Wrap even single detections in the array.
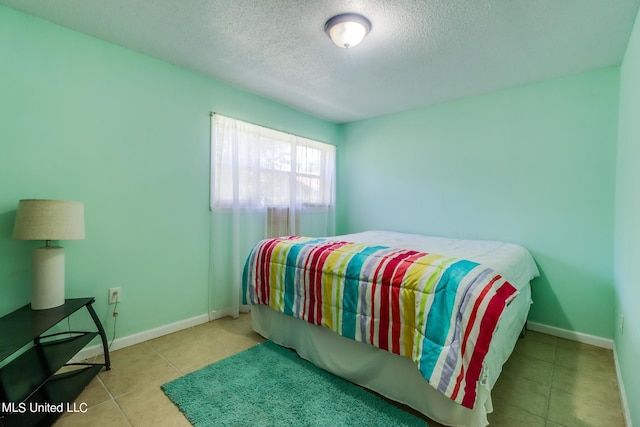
[
  {"xmin": 145, "ymin": 340, "xmax": 183, "ymax": 374},
  {"xmin": 548, "ymin": 340, "xmax": 625, "ymax": 425},
  {"xmin": 96, "ymin": 374, "xmax": 134, "ymax": 427},
  {"xmin": 543, "ymin": 337, "xmax": 558, "ymax": 424},
  {"xmin": 99, "ymin": 341, "xmax": 178, "ymax": 426}
]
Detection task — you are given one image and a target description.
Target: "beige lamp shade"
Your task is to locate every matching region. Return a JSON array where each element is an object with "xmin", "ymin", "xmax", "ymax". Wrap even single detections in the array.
[{"xmin": 13, "ymin": 199, "xmax": 85, "ymax": 241}]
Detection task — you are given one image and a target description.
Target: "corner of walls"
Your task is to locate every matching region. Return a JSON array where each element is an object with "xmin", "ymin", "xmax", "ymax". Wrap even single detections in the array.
[
  {"xmin": 335, "ymin": 122, "xmax": 350, "ymax": 235},
  {"xmin": 339, "ymin": 67, "xmax": 619, "ymax": 340},
  {"xmin": 614, "ymin": 4, "xmax": 640, "ymax": 426}
]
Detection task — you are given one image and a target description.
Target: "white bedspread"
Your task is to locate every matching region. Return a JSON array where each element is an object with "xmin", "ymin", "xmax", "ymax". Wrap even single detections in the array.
[{"xmin": 330, "ymin": 230, "xmax": 539, "ymax": 291}]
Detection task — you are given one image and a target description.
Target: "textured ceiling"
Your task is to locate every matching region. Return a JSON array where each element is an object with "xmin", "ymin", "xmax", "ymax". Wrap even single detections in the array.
[{"xmin": 2, "ymin": 0, "xmax": 639, "ymax": 123}]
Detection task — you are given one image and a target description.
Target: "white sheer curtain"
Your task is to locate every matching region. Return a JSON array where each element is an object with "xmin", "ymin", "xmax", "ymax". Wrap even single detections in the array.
[{"xmin": 209, "ymin": 113, "xmax": 335, "ymax": 319}]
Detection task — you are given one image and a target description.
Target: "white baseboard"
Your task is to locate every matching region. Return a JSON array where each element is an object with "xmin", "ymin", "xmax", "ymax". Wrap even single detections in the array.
[
  {"xmin": 209, "ymin": 308, "xmax": 235, "ymax": 320},
  {"xmin": 526, "ymin": 321, "xmax": 613, "ymax": 349},
  {"xmin": 73, "ymin": 313, "xmax": 210, "ymax": 361},
  {"xmin": 208, "ymin": 305, "xmax": 250, "ymax": 320},
  {"xmin": 74, "ymin": 306, "xmax": 248, "ymax": 362},
  {"xmin": 613, "ymin": 346, "xmax": 633, "ymax": 427}
]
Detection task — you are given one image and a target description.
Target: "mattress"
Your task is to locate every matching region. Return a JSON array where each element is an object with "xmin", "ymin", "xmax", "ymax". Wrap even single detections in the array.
[{"xmin": 250, "ymin": 231, "xmax": 539, "ymax": 427}]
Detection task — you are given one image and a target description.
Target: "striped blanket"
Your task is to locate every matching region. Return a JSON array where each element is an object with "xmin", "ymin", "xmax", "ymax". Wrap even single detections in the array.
[{"xmin": 243, "ymin": 236, "xmax": 518, "ymax": 409}]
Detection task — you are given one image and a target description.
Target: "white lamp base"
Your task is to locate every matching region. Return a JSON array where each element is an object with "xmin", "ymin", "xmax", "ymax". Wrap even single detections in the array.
[{"xmin": 31, "ymin": 246, "xmax": 65, "ymax": 310}]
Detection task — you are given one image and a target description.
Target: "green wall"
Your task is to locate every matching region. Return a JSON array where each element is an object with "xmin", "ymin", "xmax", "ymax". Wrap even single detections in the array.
[
  {"xmin": 339, "ymin": 68, "xmax": 619, "ymax": 339},
  {"xmin": 615, "ymin": 5, "xmax": 640, "ymax": 425},
  {"xmin": 0, "ymin": 6, "xmax": 338, "ymax": 337},
  {"xmin": 1, "ymin": 2, "xmax": 634, "ymax": 417}
]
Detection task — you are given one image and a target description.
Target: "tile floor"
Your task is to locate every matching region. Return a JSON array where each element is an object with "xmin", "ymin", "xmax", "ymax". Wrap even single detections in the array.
[{"xmin": 53, "ymin": 314, "xmax": 625, "ymax": 427}]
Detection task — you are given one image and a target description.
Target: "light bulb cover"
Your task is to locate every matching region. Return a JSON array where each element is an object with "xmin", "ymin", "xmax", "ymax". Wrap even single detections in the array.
[{"xmin": 325, "ymin": 13, "xmax": 371, "ymax": 48}]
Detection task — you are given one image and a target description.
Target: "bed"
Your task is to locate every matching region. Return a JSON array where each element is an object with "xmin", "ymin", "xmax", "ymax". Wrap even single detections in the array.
[{"xmin": 243, "ymin": 230, "xmax": 539, "ymax": 427}]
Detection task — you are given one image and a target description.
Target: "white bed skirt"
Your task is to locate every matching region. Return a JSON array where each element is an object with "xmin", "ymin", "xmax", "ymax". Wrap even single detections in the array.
[{"xmin": 251, "ymin": 283, "xmax": 531, "ymax": 427}]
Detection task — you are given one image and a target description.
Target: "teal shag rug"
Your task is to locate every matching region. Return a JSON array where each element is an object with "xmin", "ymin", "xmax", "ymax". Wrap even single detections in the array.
[{"xmin": 162, "ymin": 340, "xmax": 427, "ymax": 427}]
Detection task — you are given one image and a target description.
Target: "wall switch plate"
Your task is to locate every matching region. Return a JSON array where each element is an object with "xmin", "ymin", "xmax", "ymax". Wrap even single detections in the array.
[{"xmin": 108, "ymin": 287, "xmax": 121, "ymax": 304}]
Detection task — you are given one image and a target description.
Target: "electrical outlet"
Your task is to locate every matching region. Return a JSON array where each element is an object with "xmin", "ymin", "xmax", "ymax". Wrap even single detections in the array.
[{"xmin": 108, "ymin": 287, "xmax": 121, "ymax": 304}]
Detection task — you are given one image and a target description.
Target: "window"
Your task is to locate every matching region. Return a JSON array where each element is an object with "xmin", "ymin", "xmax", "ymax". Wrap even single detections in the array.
[
  {"xmin": 210, "ymin": 114, "xmax": 335, "ymax": 209},
  {"xmin": 209, "ymin": 114, "xmax": 336, "ymax": 315}
]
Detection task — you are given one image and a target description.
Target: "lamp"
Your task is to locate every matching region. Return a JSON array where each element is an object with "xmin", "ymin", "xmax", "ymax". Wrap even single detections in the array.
[
  {"xmin": 324, "ymin": 13, "xmax": 371, "ymax": 48},
  {"xmin": 12, "ymin": 199, "xmax": 85, "ymax": 310}
]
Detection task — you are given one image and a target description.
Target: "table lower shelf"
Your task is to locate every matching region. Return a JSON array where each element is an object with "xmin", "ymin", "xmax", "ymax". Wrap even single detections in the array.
[
  {"xmin": 0, "ymin": 332, "xmax": 99, "ymax": 404},
  {"xmin": 1, "ymin": 364, "xmax": 103, "ymax": 427}
]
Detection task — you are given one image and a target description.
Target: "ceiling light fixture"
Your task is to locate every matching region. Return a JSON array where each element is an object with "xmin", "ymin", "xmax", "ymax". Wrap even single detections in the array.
[{"xmin": 324, "ymin": 13, "xmax": 371, "ymax": 49}]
